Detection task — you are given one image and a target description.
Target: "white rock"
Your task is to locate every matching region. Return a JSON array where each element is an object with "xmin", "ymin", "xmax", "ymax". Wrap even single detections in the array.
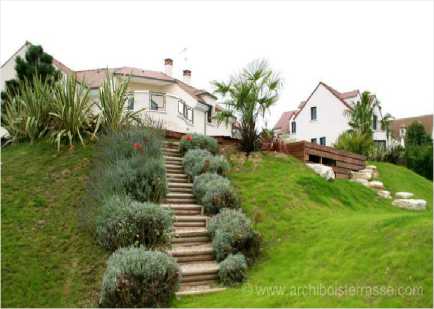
[
  {"xmin": 306, "ymin": 163, "xmax": 335, "ymax": 181},
  {"xmin": 351, "ymin": 178, "xmax": 369, "ymax": 186},
  {"xmin": 367, "ymin": 180, "xmax": 384, "ymax": 190},
  {"xmin": 392, "ymin": 199, "xmax": 427, "ymax": 211},
  {"xmin": 350, "ymin": 170, "xmax": 373, "ymax": 181},
  {"xmin": 366, "ymin": 165, "xmax": 377, "ymax": 170},
  {"xmin": 377, "ymin": 190, "xmax": 392, "ymax": 199},
  {"xmin": 395, "ymin": 192, "xmax": 414, "ymax": 199}
]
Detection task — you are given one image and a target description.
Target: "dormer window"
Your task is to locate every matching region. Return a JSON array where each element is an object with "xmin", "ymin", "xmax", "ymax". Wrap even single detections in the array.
[{"xmin": 310, "ymin": 106, "xmax": 317, "ymax": 121}]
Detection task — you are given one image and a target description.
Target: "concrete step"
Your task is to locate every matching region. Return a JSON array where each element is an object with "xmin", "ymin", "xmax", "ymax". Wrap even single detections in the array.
[
  {"xmin": 174, "ymin": 227, "xmax": 208, "ymax": 237},
  {"xmin": 180, "ymin": 261, "xmax": 219, "ymax": 276},
  {"xmin": 166, "ymin": 178, "xmax": 190, "ymax": 184},
  {"xmin": 174, "ymin": 221, "xmax": 205, "ymax": 228},
  {"xmin": 170, "ymin": 244, "xmax": 213, "ymax": 256},
  {"xmin": 175, "ymin": 215, "xmax": 207, "ymax": 222},
  {"xmin": 169, "ymin": 187, "xmax": 193, "ymax": 194},
  {"xmin": 163, "ymin": 149, "xmax": 180, "ymax": 155},
  {"xmin": 166, "ymin": 163, "xmax": 183, "ymax": 168},
  {"xmin": 164, "ymin": 155, "xmax": 182, "ymax": 161},
  {"xmin": 166, "ymin": 173, "xmax": 188, "ymax": 179},
  {"xmin": 167, "ymin": 193, "xmax": 194, "ymax": 199},
  {"xmin": 161, "ymin": 204, "xmax": 203, "ymax": 215},
  {"xmin": 168, "ymin": 182, "xmax": 192, "ymax": 188},
  {"xmin": 172, "ymin": 236, "xmax": 210, "ymax": 245},
  {"xmin": 165, "ymin": 198, "xmax": 196, "ymax": 204},
  {"xmin": 176, "ymin": 286, "xmax": 226, "ymax": 296}
]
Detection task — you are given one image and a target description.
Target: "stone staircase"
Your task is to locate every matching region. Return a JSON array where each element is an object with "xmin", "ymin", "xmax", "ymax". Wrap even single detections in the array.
[{"xmin": 162, "ymin": 141, "xmax": 225, "ymax": 296}]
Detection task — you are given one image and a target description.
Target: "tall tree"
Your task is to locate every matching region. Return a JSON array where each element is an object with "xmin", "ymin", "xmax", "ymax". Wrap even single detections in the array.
[
  {"xmin": 346, "ymin": 91, "xmax": 377, "ymax": 135},
  {"xmin": 404, "ymin": 121, "xmax": 432, "ymax": 147},
  {"xmin": 1, "ymin": 44, "xmax": 61, "ymax": 101},
  {"xmin": 212, "ymin": 59, "xmax": 282, "ymax": 153}
]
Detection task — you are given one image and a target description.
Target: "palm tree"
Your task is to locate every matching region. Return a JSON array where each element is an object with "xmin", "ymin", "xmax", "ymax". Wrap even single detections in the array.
[
  {"xmin": 212, "ymin": 60, "xmax": 282, "ymax": 153},
  {"xmin": 380, "ymin": 112, "xmax": 394, "ymax": 140},
  {"xmin": 345, "ymin": 91, "xmax": 377, "ymax": 135}
]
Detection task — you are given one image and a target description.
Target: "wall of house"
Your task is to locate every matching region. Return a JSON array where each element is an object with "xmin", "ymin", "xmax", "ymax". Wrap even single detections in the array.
[
  {"xmin": 290, "ymin": 84, "xmax": 351, "ymax": 146},
  {"xmin": 0, "ymin": 45, "xmax": 28, "ymax": 93}
]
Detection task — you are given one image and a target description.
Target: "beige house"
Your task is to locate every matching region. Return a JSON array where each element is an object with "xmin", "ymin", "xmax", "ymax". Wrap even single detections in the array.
[{"xmin": 1, "ymin": 42, "xmax": 236, "ymax": 138}]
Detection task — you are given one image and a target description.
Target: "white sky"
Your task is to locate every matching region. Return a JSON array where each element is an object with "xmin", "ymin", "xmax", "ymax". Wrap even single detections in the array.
[{"xmin": 1, "ymin": 0, "xmax": 433, "ymax": 128}]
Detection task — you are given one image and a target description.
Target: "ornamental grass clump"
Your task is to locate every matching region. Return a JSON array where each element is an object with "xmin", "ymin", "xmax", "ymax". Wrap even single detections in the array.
[
  {"xmin": 179, "ymin": 133, "xmax": 219, "ymax": 155},
  {"xmin": 209, "ymin": 209, "xmax": 261, "ymax": 264},
  {"xmin": 96, "ymin": 195, "xmax": 172, "ymax": 251},
  {"xmin": 99, "ymin": 246, "xmax": 180, "ymax": 308},
  {"xmin": 218, "ymin": 253, "xmax": 248, "ymax": 286},
  {"xmin": 183, "ymin": 149, "xmax": 230, "ymax": 179}
]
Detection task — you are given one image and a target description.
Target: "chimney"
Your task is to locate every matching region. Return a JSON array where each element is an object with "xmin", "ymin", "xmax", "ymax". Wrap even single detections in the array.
[
  {"xmin": 164, "ymin": 58, "xmax": 173, "ymax": 76},
  {"xmin": 183, "ymin": 69, "xmax": 191, "ymax": 84}
]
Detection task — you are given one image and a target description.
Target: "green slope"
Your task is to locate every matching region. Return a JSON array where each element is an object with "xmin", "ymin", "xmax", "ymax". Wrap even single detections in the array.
[
  {"xmin": 1, "ymin": 143, "xmax": 108, "ymax": 307},
  {"xmin": 176, "ymin": 153, "xmax": 433, "ymax": 307}
]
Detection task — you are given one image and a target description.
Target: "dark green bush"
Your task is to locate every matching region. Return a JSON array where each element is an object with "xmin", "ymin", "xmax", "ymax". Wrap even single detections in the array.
[
  {"xmin": 99, "ymin": 246, "xmax": 180, "ymax": 308},
  {"xmin": 405, "ymin": 144, "xmax": 433, "ymax": 180},
  {"xmin": 368, "ymin": 144, "xmax": 405, "ymax": 165},
  {"xmin": 218, "ymin": 253, "xmax": 248, "ymax": 286},
  {"xmin": 183, "ymin": 149, "xmax": 229, "ymax": 179},
  {"xmin": 179, "ymin": 133, "xmax": 219, "ymax": 155},
  {"xmin": 210, "ymin": 209, "xmax": 261, "ymax": 264},
  {"xmin": 96, "ymin": 195, "xmax": 173, "ymax": 250},
  {"xmin": 97, "ymin": 155, "xmax": 167, "ymax": 203},
  {"xmin": 96, "ymin": 128, "xmax": 163, "ymax": 164}
]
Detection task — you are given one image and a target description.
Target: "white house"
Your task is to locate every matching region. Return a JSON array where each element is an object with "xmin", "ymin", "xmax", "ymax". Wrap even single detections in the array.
[
  {"xmin": 1, "ymin": 42, "xmax": 236, "ymax": 138},
  {"xmin": 274, "ymin": 82, "xmax": 388, "ymax": 147}
]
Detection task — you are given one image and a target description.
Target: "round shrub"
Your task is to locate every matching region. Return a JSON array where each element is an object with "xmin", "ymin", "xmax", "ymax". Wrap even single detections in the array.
[
  {"xmin": 183, "ymin": 149, "xmax": 212, "ymax": 178},
  {"xmin": 209, "ymin": 155, "xmax": 230, "ymax": 176},
  {"xmin": 219, "ymin": 253, "xmax": 248, "ymax": 286},
  {"xmin": 202, "ymin": 179, "xmax": 240, "ymax": 214},
  {"xmin": 96, "ymin": 195, "xmax": 173, "ymax": 251},
  {"xmin": 183, "ymin": 149, "xmax": 230, "ymax": 179},
  {"xmin": 99, "ymin": 155, "xmax": 167, "ymax": 202},
  {"xmin": 210, "ymin": 209, "xmax": 261, "ymax": 264},
  {"xmin": 99, "ymin": 246, "xmax": 180, "ymax": 308},
  {"xmin": 193, "ymin": 173, "xmax": 229, "ymax": 201},
  {"xmin": 180, "ymin": 133, "xmax": 219, "ymax": 155}
]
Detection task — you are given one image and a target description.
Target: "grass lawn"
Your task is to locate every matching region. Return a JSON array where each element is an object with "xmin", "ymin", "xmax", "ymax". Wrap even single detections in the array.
[
  {"xmin": 175, "ymin": 153, "xmax": 433, "ymax": 307},
  {"xmin": 1, "ymin": 142, "xmax": 108, "ymax": 307}
]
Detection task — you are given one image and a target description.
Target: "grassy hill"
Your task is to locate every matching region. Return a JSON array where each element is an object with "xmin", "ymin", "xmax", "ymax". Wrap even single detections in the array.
[
  {"xmin": 2, "ymin": 143, "xmax": 432, "ymax": 307},
  {"xmin": 176, "ymin": 153, "xmax": 433, "ymax": 307}
]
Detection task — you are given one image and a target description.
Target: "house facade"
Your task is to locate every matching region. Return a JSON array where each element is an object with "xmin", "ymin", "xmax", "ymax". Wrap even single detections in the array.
[
  {"xmin": 0, "ymin": 42, "xmax": 235, "ymax": 138},
  {"xmin": 390, "ymin": 114, "xmax": 433, "ymax": 147},
  {"xmin": 275, "ymin": 82, "xmax": 388, "ymax": 147}
]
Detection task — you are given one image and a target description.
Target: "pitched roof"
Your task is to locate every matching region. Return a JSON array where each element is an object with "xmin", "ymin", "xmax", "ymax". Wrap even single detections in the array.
[
  {"xmin": 293, "ymin": 82, "xmax": 357, "ymax": 120},
  {"xmin": 390, "ymin": 114, "xmax": 433, "ymax": 139},
  {"xmin": 52, "ymin": 58, "xmax": 74, "ymax": 75},
  {"xmin": 273, "ymin": 110, "xmax": 297, "ymax": 132}
]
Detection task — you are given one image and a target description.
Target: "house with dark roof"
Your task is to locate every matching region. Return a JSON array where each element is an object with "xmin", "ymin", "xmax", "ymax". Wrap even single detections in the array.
[
  {"xmin": 274, "ymin": 82, "xmax": 388, "ymax": 147},
  {"xmin": 390, "ymin": 114, "xmax": 433, "ymax": 146},
  {"xmin": 1, "ymin": 42, "xmax": 236, "ymax": 138}
]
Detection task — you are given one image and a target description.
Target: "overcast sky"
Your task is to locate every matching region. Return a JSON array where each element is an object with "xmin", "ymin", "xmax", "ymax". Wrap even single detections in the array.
[{"xmin": 1, "ymin": 0, "xmax": 433, "ymax": 127}]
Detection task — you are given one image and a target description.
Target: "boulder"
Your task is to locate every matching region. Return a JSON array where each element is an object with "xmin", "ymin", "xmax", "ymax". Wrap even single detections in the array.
[
  {"xmin": 395, "ymin": 192, "xmax": 414, "ymax": 199},
  {"xmin": 367, "ymin": 180, "xmax": 384, "ymax": 190},
  {"xmin": 377, "ymin": 190, "xmax": 392, "ymax": 199},
  {"xmin": 350, "ymin": 170, "xmax": 373, "ymax": 181},
  {"xmin": 392, "ymin": 199, "xmax": 427, "ymax": 211},
  {"xmin": 366, "ymin": 165, "xmax": 377, "ymax": 170},
  {"xmin": 350, "ymin": 178, "xmax": 369, "ymax": 186},
  {"xmin": 306, "ymin": 163, "xmax": 335, "ymax": 181}
]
